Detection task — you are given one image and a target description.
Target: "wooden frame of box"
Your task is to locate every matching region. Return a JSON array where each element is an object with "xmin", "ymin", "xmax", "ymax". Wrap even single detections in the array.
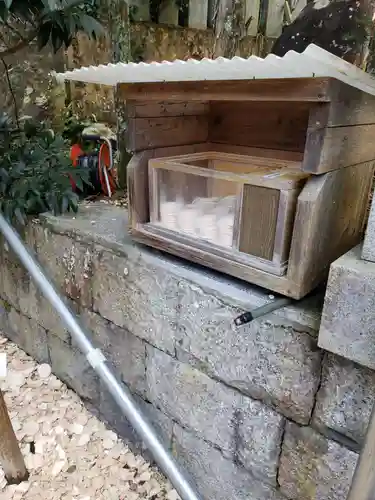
[{"xmin": 123, "ymin": 77, "xmax": 375, "ymax": 299}]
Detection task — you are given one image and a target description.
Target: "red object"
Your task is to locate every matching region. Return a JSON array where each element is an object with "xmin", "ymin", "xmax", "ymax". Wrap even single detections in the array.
[
  {"xmin": 98, "ymin": 142, "xmax": 116, "ymax": 196},
  {"xmin": 69, "ymin": 143, "xmax": 84, "ymax": 190}
]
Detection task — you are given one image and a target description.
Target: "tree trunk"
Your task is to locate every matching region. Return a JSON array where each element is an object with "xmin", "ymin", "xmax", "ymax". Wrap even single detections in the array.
[{"xmin": 0, "ymin": 389, "xmax": 28, "ymax": 485}]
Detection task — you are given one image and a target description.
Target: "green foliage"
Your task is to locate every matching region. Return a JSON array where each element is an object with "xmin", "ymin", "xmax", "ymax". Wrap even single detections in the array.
[
  {"xmin": 0, "ymin": 0, "xmax": 104, "ymax": 54},
  {"xmin": 0, "ymin": 115, "xmax": 90, "ymax": 224}
]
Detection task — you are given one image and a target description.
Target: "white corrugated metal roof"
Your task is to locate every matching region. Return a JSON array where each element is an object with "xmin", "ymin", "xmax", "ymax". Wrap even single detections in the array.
[{"xmin": 55, "ymin": 44, "xmax": 375, "ymax": 96}]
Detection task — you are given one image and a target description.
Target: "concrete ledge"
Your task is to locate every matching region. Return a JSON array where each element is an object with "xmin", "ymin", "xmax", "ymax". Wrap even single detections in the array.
[
  {"xmin": 362, "ymin": 190, "xmax": 375, "ymax": 262},
  {"xmin": 318, "ymin": 245, "xmax": 375, "ymax": 370},
  {"xmin": 40, "ymin": 203, "xmax": 323, "ymax": 334}
]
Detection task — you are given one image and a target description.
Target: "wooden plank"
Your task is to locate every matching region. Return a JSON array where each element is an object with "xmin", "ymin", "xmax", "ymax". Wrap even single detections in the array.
[
  {"xmin": 288, "ymin": 161, "xmax": 375, "ymax": 296},
  {"xmin": 130, "ymin": 224, "xmax": 303, "ymax": 297},
  {"xmin": 126, "ymin": 100, "xmax": 209, "ymax": 118},
  {"xmin": 210, "ymin": 143, "xmax": 304, "ymax": 162},
  {"xmin": 0, "ymin": 389, "xmax": 29, "ymax": 484},
  {"xmin": 209, "ymin": 101, "xmax": 310, "ymax": 152},
  {"xmin": 188, "ymin": 0, "xmax": 209, "ymax": 29},
  {"xmin": 127, "ymin": 151, "xmax": 154, "ymax": 227},
  {"xmin": 159, "ymin": 0, "xmax": 179, "ymax": 25},
  {"xmin": 303, "ymin": 123, "xmax": 375, "ymax": 174},
  {"xmin": 246, "ymin": 0, "xmax": 261, "ymax": 36},
  {"xmin": 309, "ymin": 80, "xmax": 375, "ymax": 129},
  {"xmin": 129, "ymin": 0, "xmax": 151, "ymax": 21},
  {"xmin": 118, "ymin": 78, "xmax": 332, "ymax": 103},
  {"xmin": 126, "ymin": 115, "xmax": 209, "ymax": 152},
  {"xmin": 273, "ymin": 189, "xmax": 300, "ymax": 266},
  {"xmin": 238, "ymin": 185, "xmax": 280, "ymax": 260},
  {"xmin": 266, "ymin": 0, "xmax": 285, "ymax": 38}
]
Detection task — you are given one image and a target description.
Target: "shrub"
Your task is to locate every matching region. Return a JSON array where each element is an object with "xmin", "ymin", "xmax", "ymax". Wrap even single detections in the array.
[{"xmin": 0, "ymin": 114, "xmax": 90, "ymax": 224}]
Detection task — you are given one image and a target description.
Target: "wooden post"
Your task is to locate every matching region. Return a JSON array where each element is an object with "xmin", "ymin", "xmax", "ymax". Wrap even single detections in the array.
[
  {"xmin": 0, "ymin": 389, "xmax": 28, "ymax": 484},
  {"xmin": 188, "ymin": 0, "xmax": 209, "ymax": 29}
]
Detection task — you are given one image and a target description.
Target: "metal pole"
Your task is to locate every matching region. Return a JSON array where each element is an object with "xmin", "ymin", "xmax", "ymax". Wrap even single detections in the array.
[
  {"xmin": 0, "ymin": 214, "xmax": 202, "ymax": 500},
  {"xmin": 234, "ymin": 297, "xmax": 293, "ymax": 326},
  {"xmin": 346, "ymin": 401, "xmax": 375, "ymax": 500}
]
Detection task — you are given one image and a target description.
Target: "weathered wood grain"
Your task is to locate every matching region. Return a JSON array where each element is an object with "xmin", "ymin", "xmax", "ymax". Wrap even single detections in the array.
[
  {"xmin": 209, "ymin": 101, "xmax": 310, "ymax": 152},
  {"xmin": 188, "ymin": 0, "xmax": 208, "ymax": 29},
  {"xmin": 130, "ymin": 224, "xmax": 302, "ymax": 297},
  {"xmin": 303, "ymin": 123, "xmax": 375, "ymax": 173},
  {"xmin": 118, "ymin": 78, "xmax": 332, "ymax": 102},
  {"xmin": 210, "ymin": 143, "xmax": 304, "ymax": 162},
  {"xmin": 127, "ymin": 151, "xmax": 154, "ymax": 227},
  {"xmin": 126, "ymin": 115, "xmax": 209, "ymax": 152},
  {"xmin": 310, "ymin": 81, "xmax": 375, "ymax": 129},
  {"xmin": 288, "ymin": 161, "xmax": 375, "ymax": 296},
  {"xmin": 126, "ymin": 100, "xmax": 209, "ymax": 118},
  {"xmin": 266, "ymin": 0, "xmax": 285, "ymax": 37},
  {"xmin": 246, "ymin": 0, "xmax": 261, "ymax": 36},
  {"xmin": 239, "ymin": 185, "xmax": 280, "ymax": 260}
]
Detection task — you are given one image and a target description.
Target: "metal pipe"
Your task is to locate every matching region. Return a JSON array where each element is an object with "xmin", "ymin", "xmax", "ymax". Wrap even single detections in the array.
[
  {"xmin": 234, "ymin": 297, "xmax": 293, "ymax": 326},
  {"xmin": 0, "ymin": 214, "xmax": 202, "ymax": 500},
  {"xmin": 346, "ymin": 401, "xmax": 375, "ymax": 500}
]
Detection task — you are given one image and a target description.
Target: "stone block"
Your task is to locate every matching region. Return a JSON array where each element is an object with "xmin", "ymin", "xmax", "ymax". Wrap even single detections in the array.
[
  {"xmin": 0, "ymin": 240, "xmax": 31, "ymax": 311},
  {"xmin": 19, "ymin": 282, "xmax": 77, "ymax": 344},
  {"xmin": 318, "ymin": 246, "xmax": 375, "ymax": 370},
  {"xmin": 99, "ymin": 383, "xmax": 173, "ymax": 455},
  {"xmin": 146, "ymin": 347, "xmax": 284, "ymax": 484},
  {"xmin": 279, "ymin": 422, "xmax": 358, "ymax": 500},
  {"xmin": 313, "ymin": 353, "xmax": 375, "ymax": 448},
  {"xmin": 92, "ymin": 248, "xmax": 179, "ymax": 354},
  {"xmin": 176, "ymin": 282, "xmax": 321, "ymax": 424},
  {"xmin": 362, "ymin": 191, "xmax": 375, "ymax": 262},
  {"xmin": 0, "ymin": 304, "xmax": 49, "ymax": 364},
  {"xmin": 34, "ymin": 225, "xmax": 94, "ymax": 308},
  {"xmin": 79, "ymin": 309, "xmax": 147, "ymax": 396},
  {"xmin": 48, "ymin": 333, "xmax": 99, "ymax": 404},
  {"xmin": 173, "ymin": 425, "xmax": 284, "ymax": 500}
]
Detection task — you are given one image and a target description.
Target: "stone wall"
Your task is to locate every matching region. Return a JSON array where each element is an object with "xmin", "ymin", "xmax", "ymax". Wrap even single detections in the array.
[{"xmin": 0, "ymin": 203, "xmax": 371, "ymax": 500}]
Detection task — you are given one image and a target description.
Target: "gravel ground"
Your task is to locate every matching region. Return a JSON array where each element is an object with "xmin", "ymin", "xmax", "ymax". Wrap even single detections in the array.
[{"xmin": 0, "ymin": 334, "xmax": 179, "ymax": 500}]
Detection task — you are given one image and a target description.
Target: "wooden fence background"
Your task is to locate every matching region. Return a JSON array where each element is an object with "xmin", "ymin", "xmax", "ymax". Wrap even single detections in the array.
[{"xmin": 129, "ymin": 0, "xmax": 309, "ymax": 38}]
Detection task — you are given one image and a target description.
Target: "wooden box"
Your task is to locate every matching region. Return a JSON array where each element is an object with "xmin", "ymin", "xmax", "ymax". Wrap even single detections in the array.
[
  {"xmin": 148, "ymin": 152, "xmax": 308, "ymax": 276},
  {"xmin": 124, "ymin": 77, "xmax": 375, "ymax": 299}
]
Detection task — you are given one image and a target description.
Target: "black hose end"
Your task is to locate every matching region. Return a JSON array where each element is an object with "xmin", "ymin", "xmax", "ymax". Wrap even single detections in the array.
[{"xmin": 234, "ymin": 311, "xmax": 254, "ymax": 327}]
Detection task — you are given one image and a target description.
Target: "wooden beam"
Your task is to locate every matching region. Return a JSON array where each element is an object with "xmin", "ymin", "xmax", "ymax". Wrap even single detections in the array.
[
  {"xmin": 118, "ymin": 78, "xmax": 332, "ymax": 102},
  {"xmin": 126, "ymin": 100, "xmax": 209, "ymax": 118},
  {"xmin": 246, "ymin": 0, "xmax": 261, "ymax": 36},
  {"xmin": 309, "ymin": 80, "xmax": 375, "ymax": 128},
  {"xmin": 188, "ymin": 0, "xmax": 209, "ymax": 29},
  {"xmin": 126, "ymin": 115, "xmax": 209, "ymax": 152},
  {"xmin": 0, "ymin": 389, "xmax": 29, "ymax": 485},
  {"xmin": 266, "ymin": 0, "xmax": 285, "ymax": 37},
  {"xmin": 130, "ymin": 225, "xmax": 303, "ymax": 298},
  {"xmin": 287, "ymin": 161, "xmax": 375, "ymax": 295},
  {"xmin": 303, "ymin": 123, "xmax": 375, "ymax": 174}
]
